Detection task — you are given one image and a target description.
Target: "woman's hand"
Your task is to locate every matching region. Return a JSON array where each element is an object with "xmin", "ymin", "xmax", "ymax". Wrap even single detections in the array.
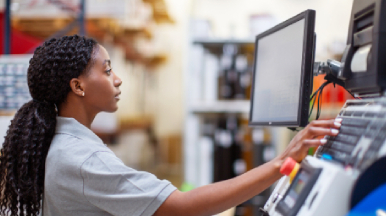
[{"xmin": 277, "ymin": 118, "xmax": 342, "ymax": 163}]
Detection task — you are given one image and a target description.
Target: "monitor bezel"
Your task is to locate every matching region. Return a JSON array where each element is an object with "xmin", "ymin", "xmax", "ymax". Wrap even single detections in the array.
[{"xmin": 249, "ymin": 9, "xmax": 316, "ymax": 127}]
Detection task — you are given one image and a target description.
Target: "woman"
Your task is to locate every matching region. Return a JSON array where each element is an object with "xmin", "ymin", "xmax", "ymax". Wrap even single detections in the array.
[{"xmin": 0, "ymin": 35, "xmax": 341, "ymax": 216}]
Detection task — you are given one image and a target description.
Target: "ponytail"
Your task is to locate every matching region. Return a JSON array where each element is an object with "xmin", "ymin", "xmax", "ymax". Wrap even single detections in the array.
[{"xmin": 0, "ymin": 101, "xmax": 56, "ymax": 215}]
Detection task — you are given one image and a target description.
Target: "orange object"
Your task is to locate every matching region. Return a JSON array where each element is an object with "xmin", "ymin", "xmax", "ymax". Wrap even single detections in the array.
[{"xmin": 280, "ymin": 157, "xmax": 300, "ymax": 183}]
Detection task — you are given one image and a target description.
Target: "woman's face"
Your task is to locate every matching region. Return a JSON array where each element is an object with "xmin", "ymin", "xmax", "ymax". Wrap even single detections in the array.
[{"xmin": 80, "ymin": 45, "xmax": 122, "ymax": 113}]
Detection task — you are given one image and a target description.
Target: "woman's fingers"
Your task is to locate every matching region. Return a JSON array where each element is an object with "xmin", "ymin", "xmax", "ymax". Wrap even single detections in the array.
[
  {"xmin": 305, "ymin": 118, "xmax": 342, "ymax": 138},
  {"xmin": 306, "ymin": 126, "xmax": 340, "ymax": 138},
  {"xmin": 281, "ymin": 118, "xmax": 342, "ymax": 162},
  {"xmin": 302, "ymin": 138, "xmax": 328, "ymax": 148},
  {"xmin": 308, "ymin": 118, "xmax": 342, "ymax": 129}
]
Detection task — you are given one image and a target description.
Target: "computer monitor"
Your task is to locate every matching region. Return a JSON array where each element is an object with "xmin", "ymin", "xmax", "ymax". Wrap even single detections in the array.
[{"xmin": 249, "ymin": 10, "xmax": 316, "ymax": 127}]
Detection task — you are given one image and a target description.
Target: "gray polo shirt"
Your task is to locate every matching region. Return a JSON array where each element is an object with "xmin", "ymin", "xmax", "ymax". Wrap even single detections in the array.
[{"xmin": 44, "ymin": 117, "xmax": 176, "ymax": 216}]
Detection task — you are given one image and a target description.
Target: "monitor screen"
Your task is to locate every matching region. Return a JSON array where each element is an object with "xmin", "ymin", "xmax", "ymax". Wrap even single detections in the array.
[{"xmin": 249, "ymin": 10, "xmax": 315, "ymax": 127}]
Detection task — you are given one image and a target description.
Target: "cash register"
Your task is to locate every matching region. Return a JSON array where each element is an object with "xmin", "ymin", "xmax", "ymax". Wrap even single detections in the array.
[{"xmin": 249, "ymin": 0, "xmax": 386, "ymax": 215}]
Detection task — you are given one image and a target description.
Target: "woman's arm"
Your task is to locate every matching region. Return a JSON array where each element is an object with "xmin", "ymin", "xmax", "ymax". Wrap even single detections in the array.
[
  {"xmin": 155, "ymin": 159, "xmax": 282, "ymax": 216},
  {"xmin": 154, "ymin": 119, "xmax": 341, "ymax": 216}
]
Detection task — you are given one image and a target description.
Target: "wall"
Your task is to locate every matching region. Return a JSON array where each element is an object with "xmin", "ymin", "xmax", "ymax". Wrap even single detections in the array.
[{"xmin": 190, "ymin": 0, "xmax": 354, "ymax": 61}]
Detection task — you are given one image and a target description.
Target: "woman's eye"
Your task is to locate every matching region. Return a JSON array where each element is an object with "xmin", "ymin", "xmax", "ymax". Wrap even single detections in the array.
[{"xmin": 105, "ymin": 68, "xmax": 112, "ymax": 75}]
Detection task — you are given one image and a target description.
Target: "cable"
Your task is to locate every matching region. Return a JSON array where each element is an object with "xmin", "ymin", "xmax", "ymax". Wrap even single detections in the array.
[
  {"xmin": 316, "ymin": 82, "xmax": 326, "ymax": 120},
  {"xmin": 293, "ymin": 78, "xmax": 348, "ymax": 131},
  {"xmin": 310, "ymin": 82, "xmax": 327, "ymax": 100},
  {"xmin": 309, "ymin": 78, "xmax": 362, "ymax": 121},
  {"xmin": 309, "ymin": 96, "xmax": 316, "ymax": 117},
  {"xmin": 315, "ymin": 83, "xmax": 322, "ymax": 120},
  {"xmin": 309, "ymin": 81, "xmax": 329, "ymax": 118},
  {"xmin": 307, "ymin": 60, "xmax": 363, "ymax": 123}
]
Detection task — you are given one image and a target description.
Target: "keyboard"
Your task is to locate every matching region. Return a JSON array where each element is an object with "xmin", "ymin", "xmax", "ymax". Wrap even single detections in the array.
[{"xmin": 315, "ymin": 98, "xmax": 386, "ymax": 170}]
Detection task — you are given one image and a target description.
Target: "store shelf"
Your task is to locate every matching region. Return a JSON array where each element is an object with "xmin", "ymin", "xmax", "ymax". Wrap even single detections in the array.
[
  {"xmin": 12, "ymin": 17, "xmax": 121, "ymax": 40},
  {"xmin": 121, "ymin": 26, "xmax": 153, "ymax": 39},
  {"xmin": 193, "ymin": 39, "xmax": 254, "ymax": 55},
  {"xmin": 193, "ymin": 38, "xmax": 254, "ymax": 45},
  {"xmin": 143, "ymin": 0, "xmax": 174, "ymax": 23},
  {"xmin": 122, "ymin": 43, "xmax": 168, "ymax": 67},
  {"xmin": 190, "ymin": 100, "xmax": 250, "ymax": 114}
]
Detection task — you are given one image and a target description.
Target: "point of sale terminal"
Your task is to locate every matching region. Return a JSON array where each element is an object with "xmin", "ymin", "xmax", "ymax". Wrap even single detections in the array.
[{"xmin": 249, "ymin": 0, "xmax": 386, "ymax": 215}]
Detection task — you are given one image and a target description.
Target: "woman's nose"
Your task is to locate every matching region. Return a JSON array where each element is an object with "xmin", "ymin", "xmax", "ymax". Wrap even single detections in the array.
[
  {"xmin": 114, "ymin": 76, "xmax": 122, "ymax": 87},
  {"xmin": 114, "ymin": 73, "xmax": 122, "ymax": 87}
]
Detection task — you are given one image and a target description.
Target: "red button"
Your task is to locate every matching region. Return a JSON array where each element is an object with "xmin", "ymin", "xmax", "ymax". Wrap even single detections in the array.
[{"xmin": 280, "ymin": 157, "xmax": 297, "ymax": 176}]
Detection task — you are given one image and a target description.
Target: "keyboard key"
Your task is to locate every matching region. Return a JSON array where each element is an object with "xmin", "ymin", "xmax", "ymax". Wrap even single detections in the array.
[
  {"xmin": 375, "ymin": 133, "xmax": 386, "ymax": 141},
  {"xmin": 380, "ymin": 124, "xmax": 386, "ymax": 132},
  {"xmin": 321, "ymin": 154, "xmax": 333, "ymax": 160},
  {"xmin": 365, "ymin": 129, "xmax": 378, "ymax": 138},
  {"xmin": 369, "ymin": 120, "xmax": 384, "ymax": 129},
  {"xmin": 339, "ymin": 125, "xmax": 367, "ymax": 136},
  {"xmin": 353, "ymin": 111, "xmax": 365, "ymax": 117},
  {"xmin": 341, "ymin": 118, "xmax": 370, "ymax": 127},
  {"xmin": 369, "ymin": 139, "xmax": 384, "ymax": 151},
  {"xmin": 363, "ymin": 149, "xmax": 377, "ymax": 160},
  {"xmin": 364, "ymin": 112, "xmax": 376, "ymax": 117},
  {"xmin": 330, "ymin": 141, "xmax": 356, "ymax": 154},
  {"xmin": 322, "ymin": 148, "xmax": 350, "ymax": 162},
  {"xmin": 334, "ymin": 134, "xmax": 359, "ymax": 145},
  {"xmin": 323, "ymin": 139, "xmax": 334, "ymax": 148}
]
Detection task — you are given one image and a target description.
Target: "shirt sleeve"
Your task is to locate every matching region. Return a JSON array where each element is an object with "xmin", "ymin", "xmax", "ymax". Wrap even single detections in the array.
[{"xmin": 80, "ymin": 151, "xmax": 177, "ymax": 216}]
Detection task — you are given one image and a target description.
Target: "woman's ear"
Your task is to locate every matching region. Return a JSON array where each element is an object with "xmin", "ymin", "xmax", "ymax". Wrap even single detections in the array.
[{"xmin": 69, "ymin": 78, "xmax": 85, "ymax": 97}]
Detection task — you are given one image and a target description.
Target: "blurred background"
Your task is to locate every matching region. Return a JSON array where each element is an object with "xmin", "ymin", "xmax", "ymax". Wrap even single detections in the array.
[{"xmin": 0, "ymin": 0, "xmax": 354, "ymax": 215}]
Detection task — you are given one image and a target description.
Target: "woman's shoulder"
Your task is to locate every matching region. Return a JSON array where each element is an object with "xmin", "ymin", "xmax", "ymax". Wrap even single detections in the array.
[{"xmin": 47, "ymin": 132, "xmax": 113, "ymax": 170}]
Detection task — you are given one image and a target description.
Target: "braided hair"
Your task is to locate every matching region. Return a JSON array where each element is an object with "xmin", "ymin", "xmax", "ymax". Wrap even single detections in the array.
[{"xmin": 0, "ymin": 35, "xmax": 98, "ymax": 216}]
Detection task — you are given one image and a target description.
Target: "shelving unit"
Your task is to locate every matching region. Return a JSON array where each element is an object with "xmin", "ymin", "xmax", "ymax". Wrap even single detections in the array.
[
  {"xmin": 193, "ymin": 39, "xmax": 255, "ymax": 55},
  {"xmin": 184, "ymin": 38, "xmax": 255, "ymax": 187},
  {"xmin": 183, "ymin": 39, "xmax": 244, "ymax": 190},
  {"xmin": 9, "ymin": 0, "xmax": 173, "ymax": 68},
  {"xmin": 190, "ymin": 100, "xmax": 250, "ymax": 114}
]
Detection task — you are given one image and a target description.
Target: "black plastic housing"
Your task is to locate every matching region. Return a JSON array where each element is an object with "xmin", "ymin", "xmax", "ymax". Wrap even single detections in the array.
[{"xmin": 340, "ymin": 0, "xmax": 386, "ymax": 96}]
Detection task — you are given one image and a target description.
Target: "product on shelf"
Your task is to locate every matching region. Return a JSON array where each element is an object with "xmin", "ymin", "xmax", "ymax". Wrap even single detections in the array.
[{"xmin": 218, "ymin": 44, "xmax": 253, "ymax": 100}]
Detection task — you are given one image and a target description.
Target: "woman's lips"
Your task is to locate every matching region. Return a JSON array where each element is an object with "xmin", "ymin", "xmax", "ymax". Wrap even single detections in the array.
[{"xmin": 115, "ymin": 92, "xmax": 121, "ymax": 100}]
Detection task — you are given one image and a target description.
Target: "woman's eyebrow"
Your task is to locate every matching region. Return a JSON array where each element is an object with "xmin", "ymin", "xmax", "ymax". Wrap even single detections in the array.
[{"xmin": 103, "ymin": 59, "xmax": 111, "ymax": 67}]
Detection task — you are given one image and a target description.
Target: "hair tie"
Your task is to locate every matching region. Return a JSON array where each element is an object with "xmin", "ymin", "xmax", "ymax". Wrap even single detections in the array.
[{"xmin": 32, "ymin": 99, "xmax": 58, "ymax": 114}]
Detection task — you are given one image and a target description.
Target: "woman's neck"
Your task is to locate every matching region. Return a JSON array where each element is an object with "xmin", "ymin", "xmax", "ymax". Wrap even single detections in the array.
[{"xmin": 58, "ymin": 95, "xmax": 98, "ymax": 129}]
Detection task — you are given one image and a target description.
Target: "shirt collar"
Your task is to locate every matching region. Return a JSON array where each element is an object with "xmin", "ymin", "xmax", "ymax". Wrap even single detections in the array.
[{"xmin": 55, "ymin": 116, "xmax": 103, "ymax": 144}]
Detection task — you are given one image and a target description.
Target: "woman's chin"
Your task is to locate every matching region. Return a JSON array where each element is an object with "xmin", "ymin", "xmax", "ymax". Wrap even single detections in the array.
[{"xmin": 104, "ymin": 105, "xmax": 119, "ymax": 113}]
